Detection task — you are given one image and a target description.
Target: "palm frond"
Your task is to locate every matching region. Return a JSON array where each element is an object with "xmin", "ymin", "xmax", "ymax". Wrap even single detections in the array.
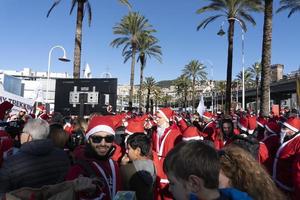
[
  {"xmin": 197, "ymin": 15, "xmax": 224, "ymax": 30},
  {"xmin": 119, "ymin": 0, "xmax": 132, "ymax": 11},
  {"xmin": 46, "ymin": 0, "xmax": 62, "ymax": 17},
  {"xmin": 69, "ymin": 0, "xmax": 77, "ymax": 15},
  {"xmin": 85, "ymin": 1, "xmax": 92, "ymax": 26}
]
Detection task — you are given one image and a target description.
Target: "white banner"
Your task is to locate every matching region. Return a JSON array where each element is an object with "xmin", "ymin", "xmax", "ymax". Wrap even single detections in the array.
[{"xmin": 0, "ymin": 84, "xmax": 35, "ymax": 112}]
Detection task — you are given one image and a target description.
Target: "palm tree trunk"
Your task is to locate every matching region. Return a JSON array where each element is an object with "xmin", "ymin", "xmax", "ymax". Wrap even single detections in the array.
[
  {"xmin": 221, "ymin": 94, "xmax": 224, "ymax": 110},
  {"xmin": 139, "ymin": 59, "xmax": 145, "ymax": 113},
  {"xmin": 225, "ymin": 20, "xmax": 235, "ymax": 114},
  {"xmin": 260, "ymin": 0, "xmax": 273, "ymax": 116},
  {"xmin": 192, "ymin": 77, "xmax": 195, "ymax": 113},
  {"xmin": 129, "ymin": 46, "xmax": 136, "ymax": 110},
  {"xmin": 146, "ymin": 89, "xmax": 150, "ymax": 113},
  {"xmin": 73, "ymin": 1, "xmax": 84, "ymax": 79},
  {"xmin": 184, "ymin": 92, "xmax": 187, "ymax": 112},
  {"xmin": 256, "ymin": 76, "xmax": 259, "ymax": 114}
]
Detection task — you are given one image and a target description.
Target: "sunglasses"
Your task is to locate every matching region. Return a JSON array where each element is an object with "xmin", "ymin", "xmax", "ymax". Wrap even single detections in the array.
[{"xmin": 90, "ymin": 135, "xmax": 114, "ymax": 143}]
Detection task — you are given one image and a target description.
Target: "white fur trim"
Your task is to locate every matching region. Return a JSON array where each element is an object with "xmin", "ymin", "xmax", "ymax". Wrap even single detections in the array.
[
  {"xmin": 124, "ymin": 129, "xmax": 146, "ymax": 135},
  {"xmin": 265, "ymin": 125, "xmax": 276, "ymax": 134},
  {"xmin": 182, "ymin": 136, "xmax": 203, "ymax": 141},
  {"xmin": 238, "ymin": 122, "xmax": 248, "ymax": 132},
  {"xmin": 248, "ymin": 129, "xmax": 254, "ymax": 134},
  {"xmin": 157, "ymin": 110, "xmax": 169, "ymax": 122},
  {"xmin": 86, "ymin": 125, "xmax": 115, "ymax": 139},
  {"xmin": 283, "ymin": 122, "xmax": 298, "ymax": 132},
  {"xmin": 257, "ymin": 121, "xmax": 264, "ymax": 127},
  {"xmin": 160, "ymin": 179, "xmax": 169, "ymax": 184}
]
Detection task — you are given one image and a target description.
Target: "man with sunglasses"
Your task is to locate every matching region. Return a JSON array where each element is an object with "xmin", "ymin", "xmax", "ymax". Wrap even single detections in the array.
[{"xmin": 66, "ymin": 115, "xmax": 122, "ymax": 200}]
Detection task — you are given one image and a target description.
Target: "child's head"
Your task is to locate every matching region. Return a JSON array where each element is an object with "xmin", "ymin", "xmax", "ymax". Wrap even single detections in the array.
[
  {"xmin": 163, "ymin": 141, "xmax": 220, "ymax": 200},
  {"xmin": 126, "ymin": 133, "xmax": 151, "ymax": 160}
]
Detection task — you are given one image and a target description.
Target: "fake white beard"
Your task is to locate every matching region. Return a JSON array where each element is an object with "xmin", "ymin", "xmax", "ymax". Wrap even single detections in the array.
[
  {"xmin": 157, "ymin": 127, "xmax": 165, "ymax": 138},
  {"xmin": 157, "ymin": 122, "xmax": 169, "ymax": 138}
]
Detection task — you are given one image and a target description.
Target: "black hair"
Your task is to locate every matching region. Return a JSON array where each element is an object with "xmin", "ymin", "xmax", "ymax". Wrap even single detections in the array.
[
  {"xmin": 231, "ymin": 135, "xmax": 259, "ymax": 160},
  {"xmin": 127, "ymin": 133, "xmax": 151, "ymax": 157}
]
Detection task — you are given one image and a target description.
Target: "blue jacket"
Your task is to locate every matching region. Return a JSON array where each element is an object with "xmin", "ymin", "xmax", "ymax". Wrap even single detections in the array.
[
  {"xmin": 189, "ymin": 188, "xmax": 253, "ymax": 200},
  {"xmin": 219, "ymin": 188, "xmax": 253, "ymax": 200}
]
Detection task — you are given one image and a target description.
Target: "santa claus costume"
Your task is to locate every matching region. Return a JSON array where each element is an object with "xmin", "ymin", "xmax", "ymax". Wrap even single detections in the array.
[
  {"xmin": 152, "ymin": 107, "xmax": 182, "ymax": 200},
  {"xmin": 272, "ymin": 117, "xmax": 300, "ymax": 200},
  {"xmin": 66, "ymin": 116, "xmax": 122, "ymax": 200}
]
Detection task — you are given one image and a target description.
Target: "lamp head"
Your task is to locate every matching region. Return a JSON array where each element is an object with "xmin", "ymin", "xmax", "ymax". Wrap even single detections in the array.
[
  {"xmin": 217, "ymin": 28, "xmax": 226, "ymax": 36},
  {"xmin": 58, "ymin": 56, "xmax": 70, "ymax": 62}
]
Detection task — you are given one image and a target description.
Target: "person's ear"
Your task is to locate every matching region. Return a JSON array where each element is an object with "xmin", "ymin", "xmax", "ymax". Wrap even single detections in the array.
[
  {"xmin": 136, "ymin": 147, "xmax": 142, "ymax": 156},
  {"xmin": 187, "ymin": 175, "xmax": 203, "ymax": 193}
]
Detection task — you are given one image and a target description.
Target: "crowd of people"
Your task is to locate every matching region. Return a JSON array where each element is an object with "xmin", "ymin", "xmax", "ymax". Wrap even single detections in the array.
[{"xmin": 0, "ymin": 100, "xmax": 299, "ymax": 200}]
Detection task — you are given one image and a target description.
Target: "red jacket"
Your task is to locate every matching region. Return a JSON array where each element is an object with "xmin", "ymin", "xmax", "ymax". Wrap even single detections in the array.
[
  {"xmin": 273, "ymin": 134, "xmax": 300, "ymax": 200},
  {"xmin": 0, "ymin": 129, "xmax": 13, "ymax": 165},
  {"xmin": 177, "ymin": 118, "xmax": 188, "ymax": 133},
  {"xmin": 66, "ymin": 146, "xmax": 122, "ymax": 200},
  {"xmin": 202, "ymin": 121, "xmax": 217, "ymax": 140},
  {"xmin": 262, "ymin": 134, "xmax": 280, "ymax": 174},
  {"xmin": 152, "ymin": 124, "xmax": 182, "ymax": 200}
]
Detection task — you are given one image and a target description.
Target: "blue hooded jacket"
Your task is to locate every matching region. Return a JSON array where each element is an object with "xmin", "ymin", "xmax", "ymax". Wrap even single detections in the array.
[
  {"xmin": 219, "ymin": 188, "xmax": 253, "ymax": 200},
  {"xmin": 189, "ymin": 188, "xmax": 253, "ymax": 200}
]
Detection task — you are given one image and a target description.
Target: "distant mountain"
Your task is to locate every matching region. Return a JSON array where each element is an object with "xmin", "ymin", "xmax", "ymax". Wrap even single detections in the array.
[{"xmin": 156, "ymin": 80, "xmax": 175, "ymax": 88}]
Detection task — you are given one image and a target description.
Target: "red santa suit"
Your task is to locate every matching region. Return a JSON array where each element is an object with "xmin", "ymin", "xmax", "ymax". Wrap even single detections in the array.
[
  {"xmin": 66, "ymin": 116, "xmax": 122, "ymax": 200},
  {"xmin": 262, "ymin": 134, "xmax": 280, "ymax": 174},
  {"xmin": 0, "ymin": 129, "xmax": 14, "ymax": 164},
  {"xmin": 152, "ymin": 123, "xmax": 182, "ymax": 200},
  {"xmin": 66, "ymin": 155, "xmax": 121, "ymax": 200},
  {"xmin": 202, "ymin": 120, "xmax": 217, "ymax": 140},
  {"xmin": 272, "ymin": 118, "xmax": 300, "ymax": 200},
  {"xmin": 177, "ymin": 117, "xmax": 189, "ymax": 133},
  {"xmin": 273, "ymin": 134, "xmax": 300, "ymax": 200}
]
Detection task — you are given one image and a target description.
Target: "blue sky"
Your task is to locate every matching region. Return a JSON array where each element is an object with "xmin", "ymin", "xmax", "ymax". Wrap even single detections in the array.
[{"xmin": 0, "ymin": 0, "xmax": 299, "ymax": 84}]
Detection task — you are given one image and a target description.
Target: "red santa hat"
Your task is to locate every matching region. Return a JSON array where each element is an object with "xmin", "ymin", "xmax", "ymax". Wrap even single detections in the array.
[
  {"xmin": 38, "ymin": 113, "xmax": 49, "ymax": 121},
  {"xmin": 265, "ymin": 121, "xmax": 280, "ymax": 134},
  {"xmin": 247, "ymin": 116, "xmax": 257, "ymax": 134},
  {"xmin": 37, "ymin": 105, "xmax": 45, "ymax": 112},
  {"xmin": 257, "ymin": 116, "xmax": 267, "ymax": 128},
  {"xmin": 125, "ymin": 117, "xmax": 145, "ymax": 135},
  {"xmin": 202, "ymin": 111, "xmax": 213, "ymax": 121},
  {"xmin": 0, "ymin": 101, "xmax": 14, "ymax": 121},
  {"xmin": 29, "ymin": 113, "xmax": 36, "ymax": 119},
  {"xmin": 238, "ymin": 116, "xmax": 248, "ymax": 132},
  {"xmin": 182, "ymin": 126, "xmax": 203, "ymax": 141},
  {"xmin": 85, "ymin": 116, "xmax": 115, "ymax": 139},
  {"xmin": 157, "ymin": 107, "xmax": 174, "ymax": 122},
  {"xmin": 282, "ymin": 117, "xmax": 300, "ymax": 133},
  {"xmin": 110, "ymin": 113, "xmax": 126, "ymax": 129}
]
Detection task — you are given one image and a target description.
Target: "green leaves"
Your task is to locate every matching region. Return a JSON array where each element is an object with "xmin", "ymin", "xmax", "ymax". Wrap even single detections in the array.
[{"xmin": 277, "ymin": 0, "xmax": 300, "ymax": 18}]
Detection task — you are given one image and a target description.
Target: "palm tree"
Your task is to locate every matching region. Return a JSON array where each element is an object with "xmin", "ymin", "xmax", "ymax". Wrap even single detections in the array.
[
  {"xmin": 174, "ymin": 75, "xmax": 191, "ymax": 111},
  {"xmin": 235, "ymin": 69, "xmax": 253, "ymax": 89},
  {"xmin": 111, "ymin": 12, "xmax": 155, "ymax": 110},
  {"xmin": 196, "ymin": 0, "xmax": 263, "ymax": 114},
  {"xmin": 143, "ymin": 76, "xmax": 156, "ymax": 113},
  {"xmin": 161, "ymin": 94, "xmax": 173, "ymax": 107},
  {"xmin": 183, "ymin": 60, "xmax": 207, "ymax": 113},
  {"xmin": 153, "ymin": 86, "xmax": 162, "ymax": 112},
  {"xmin": 277, "ymin": 0, "xmax": 300, "ymax": 17},
  {"xmin": 47, "ymin": 0, "xmax": 131, "ymax": 79},
  {"xmin": 260, "ymin": 0, "xmax": 273, "ymax": 116},
  {"xmin": 249, "ymin": 62, "xmax": 261, "ymax": 113},
  {"xmin": 123, "ymin": 32, "xmax": 162, "ymax": 112},
  {"xmin": 216, "ymin": 81, "xmax": 226, "ymax": 110}
]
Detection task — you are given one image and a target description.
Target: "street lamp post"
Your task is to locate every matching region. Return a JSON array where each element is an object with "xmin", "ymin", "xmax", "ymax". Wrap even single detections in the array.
[
  {"xmin": 218, "ymin": 18, "xmax": 245, "ymax": 110},
  {"xmin": 46, "ymin": 45, "xmax": 70, "ymax": 105}
]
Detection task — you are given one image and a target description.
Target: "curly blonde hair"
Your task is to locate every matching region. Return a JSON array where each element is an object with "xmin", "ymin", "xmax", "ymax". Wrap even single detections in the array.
[{"xmin": 220, "ymin": 145, "xmax": 286, "ymax": 200}]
